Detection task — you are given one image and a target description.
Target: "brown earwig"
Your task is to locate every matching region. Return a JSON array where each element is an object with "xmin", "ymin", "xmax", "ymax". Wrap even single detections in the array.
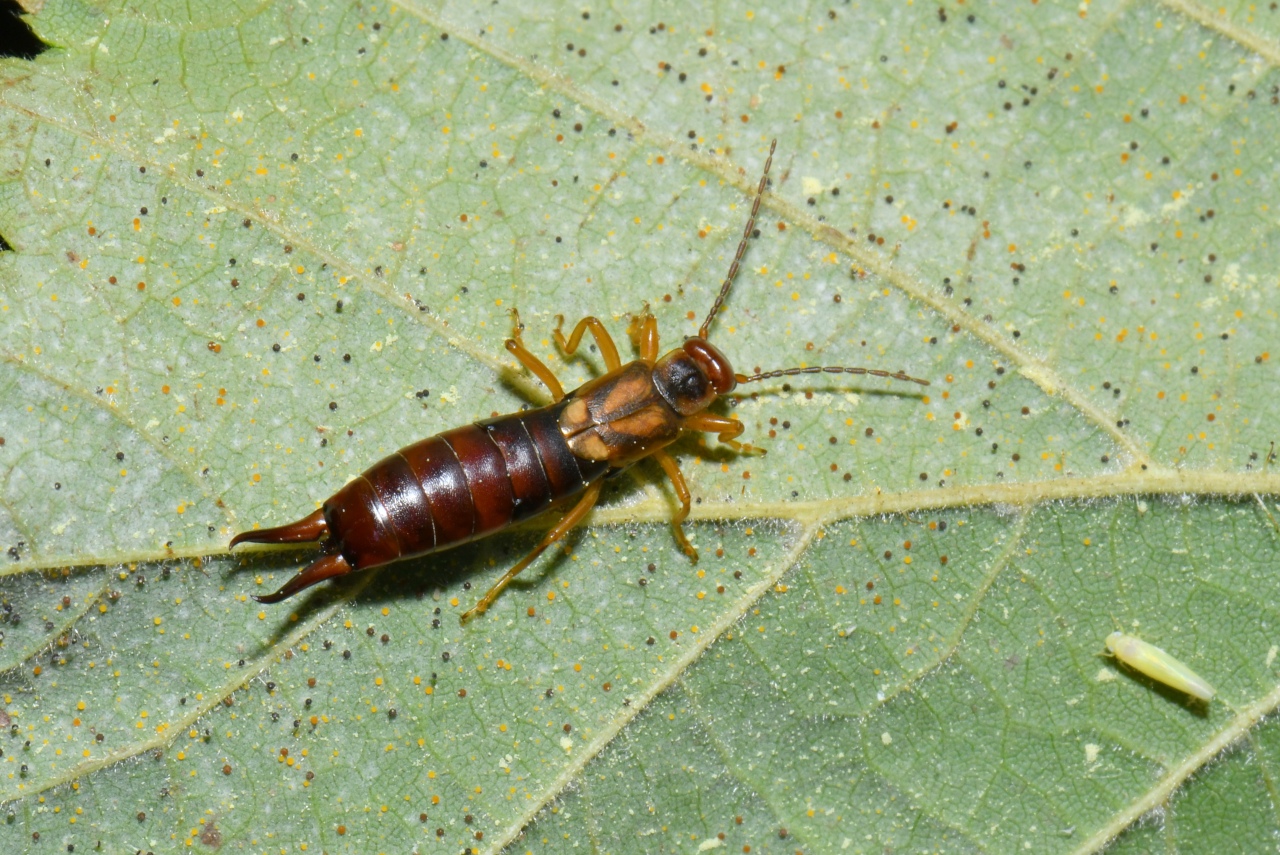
[{"xmin": 230, "ymin": 140, "xmax": 929, "ymax": 622}]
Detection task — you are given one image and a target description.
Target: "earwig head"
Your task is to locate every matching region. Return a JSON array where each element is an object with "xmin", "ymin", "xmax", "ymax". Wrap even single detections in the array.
[
  {"xmin": 683, "ymin": 338, "xmax": 736, "ymax": 394},
  {"xmin": 652, "ymin": 337, "xmax": 735, "ymax": 415}
]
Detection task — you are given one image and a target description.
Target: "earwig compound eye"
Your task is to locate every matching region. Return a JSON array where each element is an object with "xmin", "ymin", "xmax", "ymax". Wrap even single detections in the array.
[{"xmin": 1104, "ymin": 631, "xmax": 1215, "ymax": 702}]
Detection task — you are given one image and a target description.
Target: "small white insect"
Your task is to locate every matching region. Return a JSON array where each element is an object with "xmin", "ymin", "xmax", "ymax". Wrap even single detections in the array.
[{"xmin": 1104, "ymin": 631, "xmax": 1215, "ymax": 702}]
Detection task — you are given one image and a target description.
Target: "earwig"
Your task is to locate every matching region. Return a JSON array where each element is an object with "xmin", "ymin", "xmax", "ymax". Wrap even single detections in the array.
[
  {"xmin": 231, "ymin": 140, "xmax": 929, "ymax": 621},
  {"xmin": 1104, "ymin": 631, "xmax": 1215, "ymax": 702}
]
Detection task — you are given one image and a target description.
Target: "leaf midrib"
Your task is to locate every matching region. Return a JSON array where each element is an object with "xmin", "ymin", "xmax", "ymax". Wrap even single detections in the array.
[{"xmin": 5, "ymin": 469, "xmax": 1278, "ymax": 576}]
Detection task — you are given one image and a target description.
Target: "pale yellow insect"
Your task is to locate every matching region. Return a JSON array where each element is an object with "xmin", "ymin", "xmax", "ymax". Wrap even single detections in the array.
[{"xmin": 1104, "ymin": 631, "xmax": 1215, "ymax": 702}]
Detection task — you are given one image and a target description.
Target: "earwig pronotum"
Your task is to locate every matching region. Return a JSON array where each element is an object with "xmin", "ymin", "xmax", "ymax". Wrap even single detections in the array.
[{"xmin": 231, "ymin": 140, "xmax": 929, "ymax": 622}]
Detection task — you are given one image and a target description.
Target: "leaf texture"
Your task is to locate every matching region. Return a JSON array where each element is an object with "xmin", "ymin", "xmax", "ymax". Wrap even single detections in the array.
[{"xmin": 0, "ymin": 1, "xmax": 1278, "ymax": 852}]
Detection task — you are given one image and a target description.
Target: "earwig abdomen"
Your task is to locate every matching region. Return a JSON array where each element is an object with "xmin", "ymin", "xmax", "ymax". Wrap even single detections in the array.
[{"xmin": 235, "ymin": 399, "xmax": 608, "ymax": 603}]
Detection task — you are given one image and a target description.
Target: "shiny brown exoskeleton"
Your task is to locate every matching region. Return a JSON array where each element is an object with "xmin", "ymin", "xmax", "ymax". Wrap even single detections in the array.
[{"xmin": 230, "ymin": 141, "xmax": 929, "ymax": 621}]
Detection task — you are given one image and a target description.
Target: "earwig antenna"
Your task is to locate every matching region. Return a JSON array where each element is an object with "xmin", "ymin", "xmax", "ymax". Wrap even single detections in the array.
[
  {"xmin": 699, "ymin": 139, "xmax": 777, "ymax": 340},
  {"xmin": 697, "ymin": 142, "xmax": 928, "ymax": 391},
  {"xmin": 735, "ymin": 365, "xmax": 930, "ymax": 387}
]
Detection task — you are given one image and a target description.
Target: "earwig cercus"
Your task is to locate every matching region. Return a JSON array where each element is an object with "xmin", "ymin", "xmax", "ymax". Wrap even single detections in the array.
[
  {"xmin": 1104, "ymin": 631, "xmax": 1215, "ymax": 702},
  {"xmin": 230, "ymin": 140, "xmax": 930, "ymax": 622}
]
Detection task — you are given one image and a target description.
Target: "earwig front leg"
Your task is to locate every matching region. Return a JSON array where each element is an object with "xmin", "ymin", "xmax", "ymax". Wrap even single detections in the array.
[
  {"xmin": 626, "ymin": 306, "xmax": 661, "ymax": 364},
  {"xmin": 505, "ymin": 309, "xmax": 566, "ymax": 402},
  {"xmin": 652, "ymin": 450, "xmax": 697, "ymax": 562},
  {"xmin": 554, "ymin": 315, "xmax": 622, "ymax": 372},
  {"xmin": 683, "ymin": 413, "xmax": 767, "ymax": 456},
  {"xmin": 461, "ymin": 480, "xmax": 604, "ymax": 623}
]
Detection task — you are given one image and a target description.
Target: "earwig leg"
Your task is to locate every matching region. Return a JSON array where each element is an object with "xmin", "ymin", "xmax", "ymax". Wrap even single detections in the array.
[
  {"xmin": 506, "ymin": 309, "xmax": 566, "ymax": 401},
  {"xmin": 554, "ymin": 315, "xmax": 622, "ymax": 371},
  {"xmin": 461, "ymin": 480, "xmax": 604, "ymax": 623},
  {"xmin": 253, "ymin": 551, "xmax": 354, "ymax": 604},
  {"xmin": 229, "ymin": 508, "xmax": 328, "ymax": 548},
  {"xmin": 627, "ymin": 308, "xmax": 660, "ymax": 364},
  {"xmin": 683, "ymin": 413, "xmax": 767, "ymax": 456},
  {"xmin": 652, "ymin": 450, "xmax": 697, "ymax": 562}
]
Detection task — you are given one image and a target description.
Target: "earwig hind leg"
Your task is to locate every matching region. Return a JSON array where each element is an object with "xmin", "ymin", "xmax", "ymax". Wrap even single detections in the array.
[
  {"xmin": 461, "ymin": 480, "xmax": 605, "ymax": 623},
  {"xmin": 554, "ymin": 314, "xmax": 622, "ymax": 371},
  {"xmin": 506, "ymin": 308, "xmax": 566, "ymax": 402},
  {"xmin": 229, "ymin": 508, "xmax": 328, "ymax": 548},
  {"xmin": 626, "ymin": 305, "xmax": 660, "ymax": 364},
  {"xmin": 652, "ymin": 450, "xmax": 697, "ymax": 562},
  {"xmin": 683, "ymin": 413, "xmax": 766, "ymax": 456},
  {"xmin": 253, "ymin": 551, "xmax": 354, "ymax": 604}
]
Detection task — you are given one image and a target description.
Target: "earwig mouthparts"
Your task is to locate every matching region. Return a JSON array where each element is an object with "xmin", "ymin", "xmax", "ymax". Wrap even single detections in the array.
[
  {"xmin": 252, "ymin": 551, "xmax": 353, "ymax": 604},
  {"xmin": 229, "ymin": 508, "xmax": 328, "ymax": 548}
]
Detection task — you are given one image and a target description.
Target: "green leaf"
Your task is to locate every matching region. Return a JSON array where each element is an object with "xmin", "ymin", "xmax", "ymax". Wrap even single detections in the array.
[{"xmin": 1, "ymin": 1, "xmax": 1278, "ymax": 852}]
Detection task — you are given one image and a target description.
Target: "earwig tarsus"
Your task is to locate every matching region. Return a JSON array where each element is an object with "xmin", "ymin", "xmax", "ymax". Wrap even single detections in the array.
[{"xmin": 230, "ymin": 140, "xmax": 929, "ymax": 622}]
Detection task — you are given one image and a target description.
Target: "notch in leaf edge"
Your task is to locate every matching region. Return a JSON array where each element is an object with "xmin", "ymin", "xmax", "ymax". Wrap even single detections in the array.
[{"xmin": 0, "ymin": 0, "xmax": 48, "ymax": 62}]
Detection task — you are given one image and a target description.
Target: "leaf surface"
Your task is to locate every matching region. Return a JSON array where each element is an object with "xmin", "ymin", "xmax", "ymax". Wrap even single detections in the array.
[{"xmin": 0, "ymin": 1, "xmax": 1278, "ymax": 852}]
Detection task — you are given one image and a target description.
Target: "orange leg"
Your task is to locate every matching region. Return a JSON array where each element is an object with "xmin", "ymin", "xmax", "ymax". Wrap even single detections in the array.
[
  {"xmin": 554, "ymin": 315, "xmax": 622, "ymax": 371},
  {"xmin": 683, "ymin": 413, "xmax": 766, "ymax": 455},
  {"xmin": 627, "ymin": 307, "xmax": 660, "ymax": 363},
  {"xmin": 461, "ymin": 480, "xmax": 604, "ymax": 622},
  {"xmin": 652, "ymin": 450, "xmax": 697, "ymax": 561},
  {"xmin": 506, "ymin": 309, "xmax": 565, "ymax": 401}
]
